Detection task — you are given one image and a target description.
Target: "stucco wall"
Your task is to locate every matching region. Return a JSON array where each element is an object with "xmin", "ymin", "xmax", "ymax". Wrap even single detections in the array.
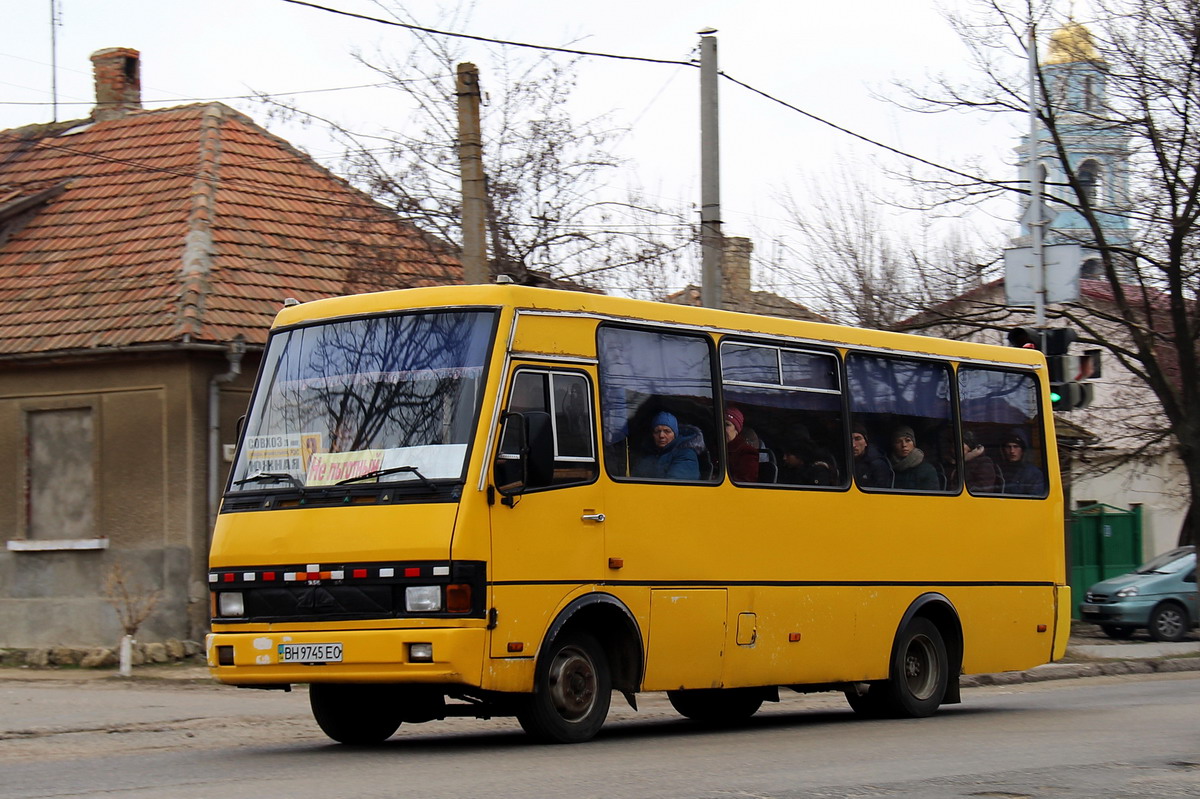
[{"xmin": 0, "ymin": 351, "xmax": 256, "ymax": 648}]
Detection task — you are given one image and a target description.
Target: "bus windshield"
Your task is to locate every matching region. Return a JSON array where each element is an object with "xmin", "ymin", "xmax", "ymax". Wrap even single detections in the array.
[{"xmin": 228, "ymin": 309, "xmax": 496, "ymax": 492}]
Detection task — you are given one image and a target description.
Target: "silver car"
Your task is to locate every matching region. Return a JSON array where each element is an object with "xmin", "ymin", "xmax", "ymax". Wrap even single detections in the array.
[{"xmin": 1079, "ymin": 546, "xmax": 1198, "ymax": 642}]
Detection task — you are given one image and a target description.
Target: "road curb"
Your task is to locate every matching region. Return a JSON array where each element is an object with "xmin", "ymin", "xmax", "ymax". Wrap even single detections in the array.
[{"xmin": 961, "ymin": 655, "xmax": 1200, "ymax": 687}]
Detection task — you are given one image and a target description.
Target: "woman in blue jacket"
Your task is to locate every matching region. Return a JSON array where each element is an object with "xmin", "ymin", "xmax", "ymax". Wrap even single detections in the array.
[{"xmin": 632, "ymin": 411, "xmax": 701, "ymax": 480}]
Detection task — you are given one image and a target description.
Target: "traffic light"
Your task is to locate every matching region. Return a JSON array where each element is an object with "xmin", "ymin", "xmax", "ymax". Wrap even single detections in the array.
[
  {"xmin": 1042, "ymin": 327, "xmax": 1077, "ymax": 356},
  {"xmin": 1007, "ymin": 326, "xmax": 1095, "ymax": 411},
  {"xmin": 1050, "ymin": 381, "xmax": 1094, "ymax": 411},
  {"xmin": 1007, "ymin": 326, "xmax": 1042, "ymax": 349}
]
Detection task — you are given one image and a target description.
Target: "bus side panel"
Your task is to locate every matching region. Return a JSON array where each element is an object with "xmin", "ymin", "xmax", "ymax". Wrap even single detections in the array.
[{"xmin": 951, "ymin": 585, "xmax": 1060, "ymax": 674}]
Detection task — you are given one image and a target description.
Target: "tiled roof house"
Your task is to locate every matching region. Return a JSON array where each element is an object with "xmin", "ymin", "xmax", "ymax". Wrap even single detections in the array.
[{"xmin": 0, "ymin": 48, "xmax": 462, "ymax": 652}]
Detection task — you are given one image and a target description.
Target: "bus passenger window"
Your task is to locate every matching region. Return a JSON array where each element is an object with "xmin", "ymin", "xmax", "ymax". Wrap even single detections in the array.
[
  {"xmin": 719, "ymin": 341, "xmax": 846, "ymax": 488},
  {"xmin": 495, "ymin": 369, "xmax": 597, "ymax": 492},
  {"xmin": 847, "ymin": 354, "xmax": 954, "ymax": 494},
  {"xmin": 958, "ymin": 367, "xmax": 1047, "ymax": 497},
  {"xmin": 597, "ymin": 326, "xmax": 718, "ymax": 483}
]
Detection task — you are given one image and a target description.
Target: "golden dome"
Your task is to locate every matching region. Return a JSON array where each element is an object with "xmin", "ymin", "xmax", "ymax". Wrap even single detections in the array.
[{"xmin": 1046, "ymin": 20, "xmax": 1102, "ymax": 65}]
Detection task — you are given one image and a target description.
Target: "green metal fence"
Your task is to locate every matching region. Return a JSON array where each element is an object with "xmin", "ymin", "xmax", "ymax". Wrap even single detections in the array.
[{"xmin": 1069, "ymin": 503, "xmax": 1142, "ymax": 618}]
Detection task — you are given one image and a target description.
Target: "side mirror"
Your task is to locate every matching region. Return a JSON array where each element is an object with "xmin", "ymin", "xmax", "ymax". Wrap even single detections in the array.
[{"xmin": 494, "ymin": 411, "xmax": 554, "ymax": 504}]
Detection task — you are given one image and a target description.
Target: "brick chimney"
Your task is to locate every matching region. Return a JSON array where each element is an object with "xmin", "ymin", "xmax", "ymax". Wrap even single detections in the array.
[
  {"xmin": 90, "ymin": 48, "xmax": 142, "ymax": 122},
  {"xmin": 723, "ymin": 236, "xmax": 754, "ymax": 298}
]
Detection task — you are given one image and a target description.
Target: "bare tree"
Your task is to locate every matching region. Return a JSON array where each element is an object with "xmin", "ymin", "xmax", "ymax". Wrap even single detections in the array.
[
  {"xmin": 893, "ymin": 0, "xmax": 1200, "ymax": 546},
  {"xmin": 102, "ymin": 563, "xmax": 161, "ymax": 677},
  {"xmin": 260, "ymin": 1, "xmax": 695, "ymax": 293},
  {"xmin": 771, "ymin": 167, "xmax": 994, "ymax": 329}
]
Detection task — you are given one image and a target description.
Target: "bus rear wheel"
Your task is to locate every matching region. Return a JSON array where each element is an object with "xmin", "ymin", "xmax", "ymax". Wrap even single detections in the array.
[
  {"xmin": 667, "ymin": 688, "xmax": 764, "ymax": 723},
  {"xmin": 845, "ymin": 617, "xmax": 948, "ymax": 719},
  {"xmin": 517, "ymin": 632, "xmax": 611, "ymax": 744},
  {"xmin": 309, "ymin": 683, "xmax": 402, "ymax": 745}
]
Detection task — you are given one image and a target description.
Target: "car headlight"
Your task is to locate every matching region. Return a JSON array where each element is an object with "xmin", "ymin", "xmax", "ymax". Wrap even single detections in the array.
[
  {"xmin": 217, "ymin": 591, "xmax": 245, "ymax": 617},
  {"xmin": 405, "ymin": 585, "xmax": 442, "ymax": 612},
  {"xmin": 1115, "ymin": 586, "xmax": 1140, "ymax": 598}
]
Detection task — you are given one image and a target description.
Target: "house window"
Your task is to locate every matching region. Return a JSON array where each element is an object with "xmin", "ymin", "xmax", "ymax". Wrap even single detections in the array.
[
  {"xmin": 26, "ymin": 408, "xmax": 95, "ymax": 540},
  {"xmin": 1077, "ymin": 160, "xmax": 1101, "ymax": 204}
]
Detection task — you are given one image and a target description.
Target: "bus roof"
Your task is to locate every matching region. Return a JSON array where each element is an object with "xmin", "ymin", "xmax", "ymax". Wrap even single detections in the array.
[{"xmin": 271, "ymin": 283, "xmax": 1044, "ymax": 369}]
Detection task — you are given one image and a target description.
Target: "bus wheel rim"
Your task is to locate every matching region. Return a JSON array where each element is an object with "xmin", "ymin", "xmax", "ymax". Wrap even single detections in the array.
[
  {"xmin": 903, "ymin": 634, "xmax": 938, "ymax": 700},
  {"xmin": 547, "ymin": 645, "xmax": 597, "ymax": 722}
]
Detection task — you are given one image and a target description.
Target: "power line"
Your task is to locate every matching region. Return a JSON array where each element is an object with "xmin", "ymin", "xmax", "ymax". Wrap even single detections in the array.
[
  {"xmin": 278, "ymin": 0, "xmax": 694, "ymax": 66},
  {"xmin": 278, "ymin": 0, "xmax": 1016, "ymax": 192},
  {"xmin": 717, "ymin": 71, "xmax": 1011, "ymax": 191}
]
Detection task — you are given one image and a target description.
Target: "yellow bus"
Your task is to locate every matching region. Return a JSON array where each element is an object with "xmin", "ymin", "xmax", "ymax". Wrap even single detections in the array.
[{"xmin": 207, "ymin": 284, "xmax": 1070, "ymax": 744}]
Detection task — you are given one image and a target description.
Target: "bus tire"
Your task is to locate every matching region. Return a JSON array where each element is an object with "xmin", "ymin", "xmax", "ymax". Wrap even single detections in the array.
[
  {"xmin": 667, "ymin": 688, "xmax": 764, "ymax": 723},
  {"xmin": 517, "ymin": 632, "xmax": 611, "ymax": 744},
  {"xmin": 309, "ymin": 683, "xmax": 402, "ymax": 745},
  {"xmin": 885, "ymin": 617, "xmax": 949, "ymax": 717}
]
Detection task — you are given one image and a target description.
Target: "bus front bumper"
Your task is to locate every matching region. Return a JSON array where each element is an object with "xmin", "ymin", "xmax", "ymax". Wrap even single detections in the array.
[{"xmin": 206, "ymin": 627, "xmax": 485, "ymax": 686}]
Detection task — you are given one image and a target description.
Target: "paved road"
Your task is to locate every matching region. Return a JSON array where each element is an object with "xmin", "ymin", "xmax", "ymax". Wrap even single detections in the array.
[{"xmin": 1, "ymin": 672, "xmax": 1198, "ymax": 798}]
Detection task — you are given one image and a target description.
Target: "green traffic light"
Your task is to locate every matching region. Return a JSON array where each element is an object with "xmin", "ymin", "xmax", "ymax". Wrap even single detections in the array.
[{"xmin": 1050, "ymin": 389, "xmax": 1062, "ymax": 404}]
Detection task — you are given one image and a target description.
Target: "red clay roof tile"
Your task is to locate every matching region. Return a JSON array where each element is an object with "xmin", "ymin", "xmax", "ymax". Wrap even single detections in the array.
[{"xmin": 0, "ymin": 103, "xmax": 462, "ymax": 355}]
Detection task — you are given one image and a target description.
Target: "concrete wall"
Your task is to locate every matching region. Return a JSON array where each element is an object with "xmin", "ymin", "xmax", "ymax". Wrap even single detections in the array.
[{"xmin": 0, "ymin": 351, "xmax": 256, "ymax": 647}]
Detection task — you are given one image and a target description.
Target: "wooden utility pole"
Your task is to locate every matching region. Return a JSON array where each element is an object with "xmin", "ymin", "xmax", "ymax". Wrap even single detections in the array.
[
  {"xmin": 698, "ymin": 29, "xmax": 723, "ymax": 309},
  {"xmin": 457, "ymin": 62, "xmax": 488, "ymax": 284}
]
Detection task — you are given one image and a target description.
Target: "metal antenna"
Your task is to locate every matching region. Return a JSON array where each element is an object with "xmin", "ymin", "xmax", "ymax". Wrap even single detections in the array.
[{"xmin": 50, "ymin": 0, "xmax": 62, "ymax": 121}]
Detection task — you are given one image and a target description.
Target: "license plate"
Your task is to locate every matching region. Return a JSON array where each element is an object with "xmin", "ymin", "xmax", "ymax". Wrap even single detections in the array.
[
  {"xmin": 278, "ymin": 643, "xmax": 343, "ymax": 663},
  {"xmin": 1079, "ymin": 603, "xmax": 1098, "ymax": 612}
]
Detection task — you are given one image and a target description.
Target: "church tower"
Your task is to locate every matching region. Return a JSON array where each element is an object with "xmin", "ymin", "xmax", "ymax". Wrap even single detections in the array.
[{"xmin": 1015, "ymin": 20, "xmax": 1132, "ymax": 278}]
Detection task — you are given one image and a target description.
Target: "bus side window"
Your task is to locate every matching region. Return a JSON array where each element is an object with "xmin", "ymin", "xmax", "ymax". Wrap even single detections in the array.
[
  {"xmin": 495, "ymin": 369, "xmax": 598, "ymax": 493},
  {"xmin": 597, "ymin": 326, "xmax": 719, "ymax": 484},
  {"xmin": 958, "ymin": 367, "xmax": 1046, "ymax": 497},
  {"xmin": 719, "ymin": 341, "xmax": 846, "ymax": 488},
  {"xmin": 846, "ymin": 354, "xmax": 954, "ymax": 494}
]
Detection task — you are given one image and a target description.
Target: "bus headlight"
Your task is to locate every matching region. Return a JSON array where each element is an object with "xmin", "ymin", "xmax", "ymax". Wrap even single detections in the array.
[
  {"xmin": 405, "ymin": 585, "xmax": 442, "ymax": 612},
  {"xmin": 217, "ymin": 591, "xmax": 245, "ymax": 617}
]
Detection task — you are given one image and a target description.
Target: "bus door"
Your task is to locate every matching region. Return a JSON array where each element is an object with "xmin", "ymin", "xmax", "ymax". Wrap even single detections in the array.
[{"xmin": 488, "ymin": 365, "xmax": 604, "ymax": 658}]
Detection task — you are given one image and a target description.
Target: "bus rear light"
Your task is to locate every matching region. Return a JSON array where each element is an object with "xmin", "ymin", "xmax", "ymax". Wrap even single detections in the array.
[
  {"xmin": 405, "ymin": 585, "xmax": 442, "ymax": 612},
  {"xmin": 788, "ymin": 633, "xmax": 802, "ymax": 642},
  {"xmin": 446, "ymin": 584, "xmax": 472, "ymax": 612},
  {"xmin": 408, "ymin": 643, "xmax": 433, "ymax": 662}
]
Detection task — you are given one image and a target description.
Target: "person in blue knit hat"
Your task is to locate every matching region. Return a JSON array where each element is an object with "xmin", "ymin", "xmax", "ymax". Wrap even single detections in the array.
[{"xmin": 632, "ymin": 410, "xmax": 700, "ymax": 480}]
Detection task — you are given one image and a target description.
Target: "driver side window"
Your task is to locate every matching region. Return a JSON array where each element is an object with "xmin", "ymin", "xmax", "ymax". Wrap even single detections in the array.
[{"xmin": 495, "ymin": 369, "xmax": 598, "ymax": 491}]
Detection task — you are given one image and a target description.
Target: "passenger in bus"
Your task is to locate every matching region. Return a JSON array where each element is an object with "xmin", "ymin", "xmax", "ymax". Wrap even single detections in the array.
[
  {"xmin": 958, "ymin": 429, "xmax": 999, "ymax": 492},
  {"xmin": 999, "ymin": 429, "xmax": 1046, "ymax": 495},
  {"xmin": 632, "ymin": 411, "xmax": 701, "ymax": 480},
  {"xmin": 938, "ymin": 428, "xmax": 997, "ymax": 493},
  {"xmin": 723, "ymin": 406, "xmax": 760, "ymax": 483},
  {"xmin": 851, "ymin": 423, "xmax": 892, "ymax": 488},
  {"xmin": 889, "ymin": 425, "xmax": 939, "ymax": 491},
  {"xmin": 777, "ymin": 433, "xmax": 837, "ymax": 486}
]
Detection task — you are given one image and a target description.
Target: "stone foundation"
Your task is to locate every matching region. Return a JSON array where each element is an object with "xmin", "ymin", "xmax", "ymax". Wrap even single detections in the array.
[{"xmin": 1, "ymin": 638, "xmax": 204, "ymax": 669}]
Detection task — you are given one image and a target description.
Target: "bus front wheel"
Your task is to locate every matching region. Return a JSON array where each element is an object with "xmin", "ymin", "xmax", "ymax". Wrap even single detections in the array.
[
  {"xmin": 309, "ymin": 683, "xmax": 402, "ymax": 744},
  {"xmin": 517, "ymin": 632, "xmax": 611, "ymax": 744}
]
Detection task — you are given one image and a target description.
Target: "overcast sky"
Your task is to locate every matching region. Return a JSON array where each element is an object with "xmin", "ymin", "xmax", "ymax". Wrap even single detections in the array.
[{"xmin": 2, "ymin": 0, "xmax": 1032, "ymax": 294}]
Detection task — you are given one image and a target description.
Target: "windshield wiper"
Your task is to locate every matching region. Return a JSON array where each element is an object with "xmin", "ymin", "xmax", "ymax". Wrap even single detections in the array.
[
  {"xmin": 233, "ymin": 471, "xmax": 304, "ymax": 489},
  {"xmin": 336, "ymin": 465, "xmax": 437, "ymax": 489}
]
